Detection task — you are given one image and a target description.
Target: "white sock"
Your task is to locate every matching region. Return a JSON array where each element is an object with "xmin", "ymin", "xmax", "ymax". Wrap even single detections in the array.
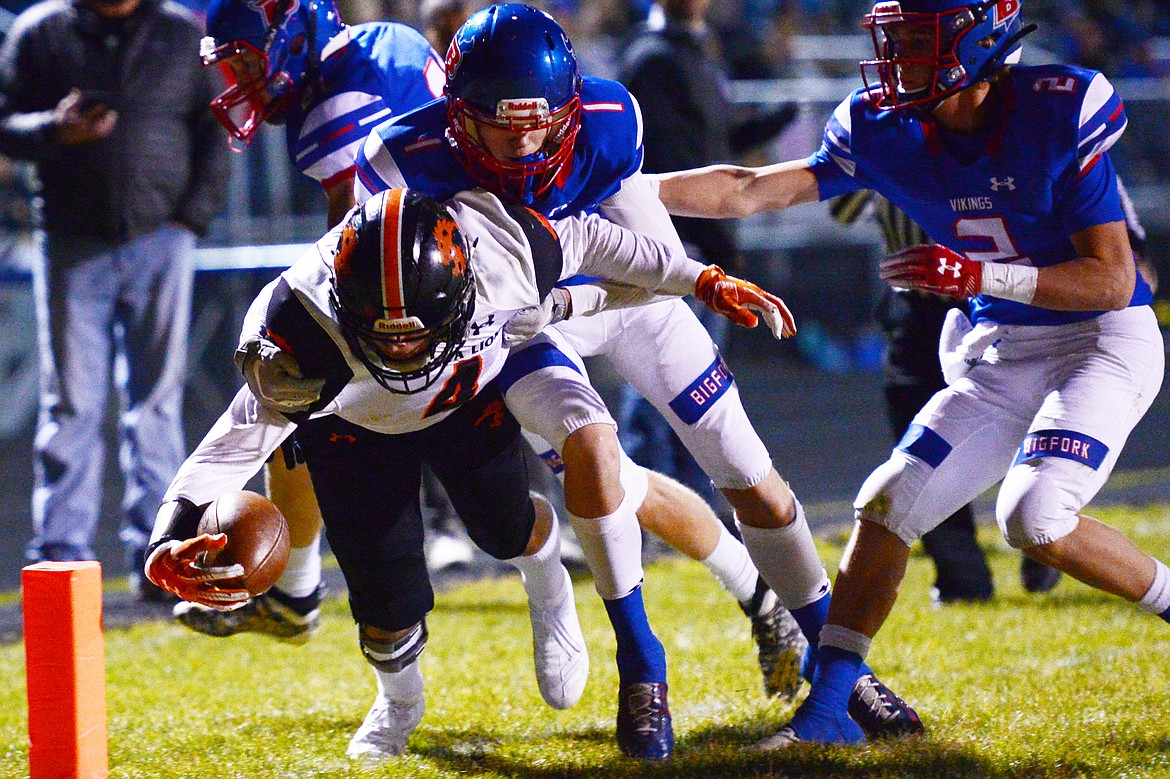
[
  {"xmin": 820, "ymin": 624, "xmax": 872, "ymax": 660},
  {"xmin": 570, "ymin": 491, "xmax": 644, "ymax": 601},
  {"xmin": 505, "ymin": 494, "xmax": 567, "ymax": 602},
  {"xmin": 701, "ymin": 523, "xmax": 760, "ymax": 604},
  {"xmin": 736, "ymin": 493, "xmax": 830, "ymax": 610},
  {"xmin": 374, "ymin": 660, "xmax": 425, "ymax": 704},
  {"xmin": 275, "ymin": 533, "xmax": 322, "ymax": 598},
  {"xmin": 1139, "ymin": 559, "xmax": 1170, "ymax": 614}
]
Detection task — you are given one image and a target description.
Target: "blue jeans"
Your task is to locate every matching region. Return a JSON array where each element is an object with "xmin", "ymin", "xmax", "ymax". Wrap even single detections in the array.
[{"xmin": 29, "ymin": 224, "xmax": 194, "ymax": 568}]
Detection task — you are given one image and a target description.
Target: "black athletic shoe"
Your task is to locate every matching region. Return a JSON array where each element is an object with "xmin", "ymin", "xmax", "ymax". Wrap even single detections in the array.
[
  {"xmin": 740, "ymin": 577, "xmax": 807, "ymax": 700},
  {"xmin": 847, "ymin": 673, "xmax": 925, "ymax": 739},
  {"xmin": 1021, "ymin": 556, "xmax": 1062, "ymax": 593},
  {"xmin": 616, "ymin": 682, "xmax": 673, "ymax": 760}
]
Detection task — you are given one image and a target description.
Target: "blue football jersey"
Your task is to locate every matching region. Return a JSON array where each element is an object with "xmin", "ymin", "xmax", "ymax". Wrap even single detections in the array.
[
  {"xmin": 284, "ymin": 22, "xmax": 444, "ymax": 189},
  {"xmin": 354, "ymin": 76, "xmax": 644, "ymax": 219},
  {"xmin": 809, "ymin": 64, "xmax": 1153, "ymax": 326}
]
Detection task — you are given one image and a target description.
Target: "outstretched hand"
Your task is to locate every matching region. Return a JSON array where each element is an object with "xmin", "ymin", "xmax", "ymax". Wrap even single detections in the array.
[
  {"xmin": 694, "ymin": 265, "xmax": 797, "ymax": 340},
  {"xmin": 144, "ymin": 534, "xmax": 249, "ymax": 610}
]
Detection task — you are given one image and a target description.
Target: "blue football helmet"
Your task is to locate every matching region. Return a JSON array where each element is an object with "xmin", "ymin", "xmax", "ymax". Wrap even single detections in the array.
[
  {"xmin": 331, "ymin": 189, "xmax": 476, "ymax": 394},
  {"xmin": 444, "ymin": 4, "xmax": 583, "ymax": 204},
  {"xmin": 860, "ymin": 0, "xmax": 1035, "ymax": 110},
  {"xmin": 201, "ymin": 0, "xmax": 345, "ymax": 144}
]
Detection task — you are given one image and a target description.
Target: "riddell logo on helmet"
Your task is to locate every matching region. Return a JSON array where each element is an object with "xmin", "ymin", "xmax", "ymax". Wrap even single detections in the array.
[
  {"xmin": 993, "ymin": 0, "xmax": 1020, "ymax": 26},
  {"xmin": 245, "ymin": 0, "xmax": 299, "ymax": 27},
  {"xmin": 497, "ymin": 98, "xmax": 551, "ymax": 123},
  {"xmin": 374, "ymin": 316, "xmax": 425, "ymax": 333}
]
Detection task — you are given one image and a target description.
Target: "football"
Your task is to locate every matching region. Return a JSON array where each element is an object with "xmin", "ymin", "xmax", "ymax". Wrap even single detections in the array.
[{"xmin": 197, "ymin": 490, "xmax": 290, "ymax": 597}]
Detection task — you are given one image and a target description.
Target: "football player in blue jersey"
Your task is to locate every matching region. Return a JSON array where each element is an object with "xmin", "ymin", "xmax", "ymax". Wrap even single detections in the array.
[
  {"xmin": 173, "ymin": 0, "xmax": 444, "ymax": 642},
  {"xmin": 657, "ymin": 0, "xmax": 1168, "ymax": 746},
  {"xmin": 349, "ymin": 3, "xmax": 921, "ymax": 759}
]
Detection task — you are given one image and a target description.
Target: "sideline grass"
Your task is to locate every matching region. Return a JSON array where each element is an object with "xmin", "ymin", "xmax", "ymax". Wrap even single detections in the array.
[{"xmin": 3, "ymin": 503, "xmax": 1170, "ymax": 777}]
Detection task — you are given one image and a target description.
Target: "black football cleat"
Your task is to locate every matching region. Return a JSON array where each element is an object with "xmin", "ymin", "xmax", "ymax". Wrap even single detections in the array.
[
  {"xmin": 740, "ymin": 577, "xmax": 807, "ymax": 700},
  {"xmin": 1021, "ymin": 556, "xmax": 1063, "ymax": 593},
  {"xmin": 616, "ymin": 682, "xmax": 673, "ymax": 760},
  {"xmin": 848, "ymin": 673, "xmax": 925, "ymax": 739}
]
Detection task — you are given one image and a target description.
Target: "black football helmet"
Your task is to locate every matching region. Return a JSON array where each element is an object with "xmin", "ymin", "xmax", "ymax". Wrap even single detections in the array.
[{"xmin": 330, "ymin": 189, "xmax": 476, "ymax": 394}]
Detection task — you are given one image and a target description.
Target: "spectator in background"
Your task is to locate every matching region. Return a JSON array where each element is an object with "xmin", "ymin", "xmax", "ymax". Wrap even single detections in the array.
[
  {"xmin": 420, "ymin": 0, "xmax": 472, "ymax": 54},
  {"xmin": 0, "ymin": 0, "xmax": 230, "ymax": 600},
  {"xmin": 616, "ymin": 0, "xmax": 796, "ymax": 507}
]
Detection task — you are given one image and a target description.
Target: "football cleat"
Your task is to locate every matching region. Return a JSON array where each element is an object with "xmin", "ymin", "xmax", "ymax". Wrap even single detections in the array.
[
  {"xmin": 1021, "ymin": 556, "xmax": 1063, "ymax": 593},
  {"xmin": 529, "ymin": 568, "xmax": 589, "ymax": 709},
  {"xmin": 740, "ymin": 578, "xmax": 807, "ymax": 700},
  {"xmin": 616, "ymin": 682, "xmax": 673, "ymax": 760},
  {"xmin": 755, "ymin": 725, "xmax": 802, "ymax": 749},
  {"xmin": 346, "ymin": 695, "xmax": 425, "ymax": 760},
  {"xmin": 172, "ymin": 585, "xmax": 322, "ymax": 645},
  {"xmin": 848, "ymin": 673, "xmax": 925, "ymax": 739}
]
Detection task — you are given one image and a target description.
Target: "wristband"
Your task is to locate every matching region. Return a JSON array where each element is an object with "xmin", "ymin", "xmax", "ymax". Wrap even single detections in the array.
[{"xmin": 980, "ymin": 262, "xmax": 1038, "ymax": 304}]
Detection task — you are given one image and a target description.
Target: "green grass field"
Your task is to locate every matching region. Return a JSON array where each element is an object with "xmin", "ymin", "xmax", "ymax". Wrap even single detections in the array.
[{"xmin": 4, "ymin": 503, "xmax": 1170, "ymax": 778}]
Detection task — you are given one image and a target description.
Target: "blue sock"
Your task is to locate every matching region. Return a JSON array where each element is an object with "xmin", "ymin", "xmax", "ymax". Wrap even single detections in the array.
[
  {"xmin": 793, "ymin": 593, "xmax": 872, "ymax": 681},
  {"xmin": 790, "ymin": 591, "xmax": 831, "ymax": 650},
  {"xmin": 1160, "ymin": 605, "xmax": 1170, "ymax": 624},
  {"xmin": 603, "ymin": 586, "xmax": 667, "ymax": 687},
  {"xmin": 789, "ymin": 645, "xmax": 867, "ymax": 743}
]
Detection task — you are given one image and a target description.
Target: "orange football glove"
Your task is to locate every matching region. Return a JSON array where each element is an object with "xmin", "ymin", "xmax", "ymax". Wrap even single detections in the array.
[
  {"xmin": 145, "ymin": 534, "xmax": 249, "ymax": 610},
  {"xmin": 694, "ymin": 265, "xmax": 797, "ymax": 339}
]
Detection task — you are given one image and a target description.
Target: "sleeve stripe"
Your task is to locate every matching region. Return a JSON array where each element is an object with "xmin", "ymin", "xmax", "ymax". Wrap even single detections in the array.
[
  {"xmin": 1078, "ymin": 122, "xmax": 1126, "ymax": 170},
  {"xmin": 300, "ymin": 92, "xmax": 381, "ymax": 137},
  {"xmin": 1078, "ymin": 73, "xmax": 1115, "ymax": 130},
  {"xmin": 828, "ymin": 152, "xmax": 857, "ymax": 177}
]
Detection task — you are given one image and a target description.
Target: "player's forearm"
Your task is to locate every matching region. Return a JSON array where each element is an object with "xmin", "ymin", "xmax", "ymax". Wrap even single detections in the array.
[
  {"xmin": 1032, "ymin": 255, "xmax": 1135, "ymax": 311},
  {"xmin": 1031, "ymin": 220, "xmax": 1136, "ymax": 311},
  {"xmin": 653, "ymin": 161, "xmax": 820, "ymax": 218},
  {"xmin": 162, "ymin": 386, "xmax": 294, "ymax": 507},
  {"xmin": 571, "ymin": 213, "xmax": 704, "ymax": 296}
]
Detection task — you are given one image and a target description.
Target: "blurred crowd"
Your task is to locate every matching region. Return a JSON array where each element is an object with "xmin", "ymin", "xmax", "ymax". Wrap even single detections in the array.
[{"xmin": 350, "ymin": 0, "xmax": 1170, "ymax": 81}]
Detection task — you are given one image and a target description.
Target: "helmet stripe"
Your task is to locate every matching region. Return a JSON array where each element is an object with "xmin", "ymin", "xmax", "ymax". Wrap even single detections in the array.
[{"xmin": 380, "ymin": 189, "xmax": 406, "ymax": 319}]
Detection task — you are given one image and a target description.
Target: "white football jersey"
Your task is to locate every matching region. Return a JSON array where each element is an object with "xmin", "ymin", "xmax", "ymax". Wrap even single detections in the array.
[{"xmin": 163, "ymin": 190, "xmax": 703, "ymax": 504}]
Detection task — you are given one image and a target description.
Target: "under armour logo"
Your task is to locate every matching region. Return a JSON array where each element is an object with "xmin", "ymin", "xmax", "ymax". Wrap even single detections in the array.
[
  {"xmin": 990, "ymin": 176, "xmax": 1016, "ymax": 191},
  {"xmin": 328, "ymin": 432, "xmax": 357, "ymax": 444},
  {"xmin": 937, "ymin": 259, "xmax": 963, "ymax": 278}
]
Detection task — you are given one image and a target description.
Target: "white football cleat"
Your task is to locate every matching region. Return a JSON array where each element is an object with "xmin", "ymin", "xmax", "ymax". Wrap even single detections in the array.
[
  {"xmin": 529, "ymin": 567, "xmax": 589, "ymax": 709},
  {"xmin": 345, "ymin": 695, "xmax": 425, "ymax": 760},
  {"xmin": 755, "ymin": 725, "xmax": 801, "ymax": 750}
]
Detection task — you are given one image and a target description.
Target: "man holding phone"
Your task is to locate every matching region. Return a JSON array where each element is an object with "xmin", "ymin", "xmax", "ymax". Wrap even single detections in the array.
[{"xmin": 0, "ymin": 0, "xmax": 231, "ymax": 600}]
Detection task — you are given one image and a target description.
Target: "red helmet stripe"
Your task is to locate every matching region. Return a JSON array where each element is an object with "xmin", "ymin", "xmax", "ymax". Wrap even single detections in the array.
[{"xmin": 380, "ymin": 189, "xmax": 406, "ymax": 319}]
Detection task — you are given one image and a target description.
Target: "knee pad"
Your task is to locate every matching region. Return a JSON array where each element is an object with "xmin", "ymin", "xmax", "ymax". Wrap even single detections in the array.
[
  {"xmin": 996, "ymin": 461, "xmax": 1081, "ymax": 548},
  {"xmin": 359, "ymin": 620, "xmax": 428, "ymax": 673}
]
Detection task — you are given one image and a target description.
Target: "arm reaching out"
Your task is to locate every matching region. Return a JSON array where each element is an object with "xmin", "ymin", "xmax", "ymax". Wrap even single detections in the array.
[{"xmin": 654, "ymin": 161, "xmax": 821, "ymax": 219}]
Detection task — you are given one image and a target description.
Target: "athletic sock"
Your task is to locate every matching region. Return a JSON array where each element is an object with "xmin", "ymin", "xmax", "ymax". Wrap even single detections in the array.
[
  {"xmin": 1139, "ymin": 559, "xmax": 1170, "ymax": 623},
  {"xmin": 274, "ymin": 533, "xmax": 322, "ymax": 598},
  {"xmin": 702, "ymin": 522, "xmax": 760, "ymax": 604},
  {"xmin": 603, "ymin": 585, "xmax": 667, "ymax": 687}
]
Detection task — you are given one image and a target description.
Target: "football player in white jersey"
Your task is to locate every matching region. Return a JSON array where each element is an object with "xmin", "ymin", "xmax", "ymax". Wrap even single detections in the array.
[
  {"xmin": 143, "ymin": 187, "xmax": 795, "ymax": 760},
  {"xmin": 179, "ymin": 0, "xmax": 445, "ymax": 642},
  {"xmin": 655, "ymin": 0, "xmax": 1168, "ymax": 746}
]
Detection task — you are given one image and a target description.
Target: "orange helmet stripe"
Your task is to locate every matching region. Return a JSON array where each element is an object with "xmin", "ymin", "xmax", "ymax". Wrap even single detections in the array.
[{"xmin": 380, "ymin": 189, "xmax": 406, "ymax": 319}]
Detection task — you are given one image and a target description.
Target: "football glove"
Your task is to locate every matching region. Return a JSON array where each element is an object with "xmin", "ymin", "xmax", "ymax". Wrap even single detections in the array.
[
  {"xmin": 694, "ymin": 265, "xmax": 797, "ymax": 339},
  {"xmin": 145, "ymin": 534, "xmax": 250, "ymax": 610},
  {"xmin": 503, "ymin": 287, "xmax": 572, "ymax": 347},
  {"xmin": 879, "ymin": 244, "xmax": 981, "ymax": 299},
  {"xmin": 236, "ymin": 336, "xmax": 325, "ymax": 412}
]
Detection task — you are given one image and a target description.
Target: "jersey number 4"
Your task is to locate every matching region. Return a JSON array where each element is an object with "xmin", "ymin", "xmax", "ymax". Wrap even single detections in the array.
[{"xmin": 423, "ymin": 356, "xmax": 483, "ymax": 419}]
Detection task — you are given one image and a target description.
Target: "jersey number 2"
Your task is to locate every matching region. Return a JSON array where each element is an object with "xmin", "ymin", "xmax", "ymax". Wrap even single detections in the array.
[
  {"xmin": 954, "ymin": 216, "xmax": 1023, "ymax": 263},
  {"xmin": 423, "ymin": 356, "xmax": 483, "ymax": 419}
]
